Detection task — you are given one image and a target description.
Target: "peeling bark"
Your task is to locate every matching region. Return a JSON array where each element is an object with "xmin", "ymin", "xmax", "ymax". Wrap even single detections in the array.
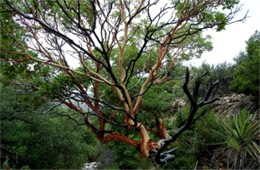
[{"xmin": 156, "ymin": 118, "xmax": 169, "ymax": 139}]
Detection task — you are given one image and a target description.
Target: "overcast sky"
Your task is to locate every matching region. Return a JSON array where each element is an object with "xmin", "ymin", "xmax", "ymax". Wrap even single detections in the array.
[{"xmin": 188, "ymin": 0, "xmax": 260, "ymax": 67}]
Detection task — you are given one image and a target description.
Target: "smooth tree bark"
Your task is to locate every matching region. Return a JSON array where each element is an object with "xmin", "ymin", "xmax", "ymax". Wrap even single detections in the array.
[{"xmin": 0, "ymin": 0, "xmax": 246, "ymax": 164}]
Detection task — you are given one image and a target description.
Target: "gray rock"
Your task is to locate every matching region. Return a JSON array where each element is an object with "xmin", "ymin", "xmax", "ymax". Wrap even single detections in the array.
[
  {"xmin": 211, "ymin": 93, "xmax": 258, "ymax": 116},
  {"xmin": 82, "ymin": 162, "xmax": 98, "ymax": 170},
  {"xmin": 171, "ymin": 98, "xmax": 186, "ymax": 113}
]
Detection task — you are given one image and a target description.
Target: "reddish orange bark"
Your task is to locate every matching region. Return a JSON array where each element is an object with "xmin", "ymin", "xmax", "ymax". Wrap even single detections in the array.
[
  {"xmin": 67, "ymin": 71, "xmax": 94, "ymax": 108},
  {"xmin": 156, "ymin": 118, "xmax": 169, "ymax": 139},
  {"xmin": 101, "ymin": 133, "xmax": 139, "ymax": 147},
  {"xmin": 63, "ymin": 101, "xmax": 83, "ymax": 113},
  {"xmin": 93, "ymin": 63, "xmax": 105, "ymax": 139}
]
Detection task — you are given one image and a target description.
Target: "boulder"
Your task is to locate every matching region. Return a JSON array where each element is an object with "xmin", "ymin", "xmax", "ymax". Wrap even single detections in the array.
[{"xmin": 82, "ymin": 162, "xmax": 98, "ymax": 170}]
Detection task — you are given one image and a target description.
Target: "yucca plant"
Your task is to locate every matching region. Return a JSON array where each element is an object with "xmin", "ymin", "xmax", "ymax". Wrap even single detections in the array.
[{"xmin": 212, "ymin": 109, "xmax": 260, "ymax": 169}]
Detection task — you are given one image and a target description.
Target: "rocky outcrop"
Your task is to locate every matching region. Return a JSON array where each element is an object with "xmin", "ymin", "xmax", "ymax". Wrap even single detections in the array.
[
  {"xmin": 211, "ymin": 93, "xmax": 258, "ymax": 116},
  {"xmin": 170, "ymin": 94, "xmax": 258, "ymax": 116}
]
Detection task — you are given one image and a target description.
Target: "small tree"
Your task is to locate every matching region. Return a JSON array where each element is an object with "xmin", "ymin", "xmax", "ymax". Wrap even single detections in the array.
[
  {"xmin": 231, "ymin": 31, "xmax": 260, "ymax": 99},
  {"xmin": 0, "ymin": 0, "xmax": 245, "ymax": 164}
]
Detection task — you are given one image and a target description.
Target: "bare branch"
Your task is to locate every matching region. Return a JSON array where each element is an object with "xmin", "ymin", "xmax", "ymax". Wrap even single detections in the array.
[{"xmin": 154, "ymin": 68, "xmax": 219, "ymax": 165}]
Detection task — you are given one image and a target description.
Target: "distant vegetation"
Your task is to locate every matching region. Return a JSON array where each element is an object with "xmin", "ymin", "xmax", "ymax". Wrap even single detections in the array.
[{"xmin": 0, "ymin": 83, "xmax": 99, "ymax": 169}]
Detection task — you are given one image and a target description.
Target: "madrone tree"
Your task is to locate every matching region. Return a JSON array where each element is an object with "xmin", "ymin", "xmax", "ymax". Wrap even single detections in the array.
[{"xmin": 0, "ymin": 0, "xmax": 246, "ymax": 165}]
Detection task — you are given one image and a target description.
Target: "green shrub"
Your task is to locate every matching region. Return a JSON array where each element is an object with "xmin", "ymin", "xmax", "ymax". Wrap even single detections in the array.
[
  {"xmin": 165, "ymin": 106, "xmax": 220, "ymax": 169},
  {"xmin": 0, "ymin": 84, "xmax": 98, "ymax": 169},
  {"xmin": 98, "ymin": 142, "xmax": 153, "ymax": 169},
  {"xmin": 212, "ymin": 109, "xmax": 260, "ymax": 169},
  {"xmin": 230, "ymin": 31, "xmax": 260, "ymax": 99}
]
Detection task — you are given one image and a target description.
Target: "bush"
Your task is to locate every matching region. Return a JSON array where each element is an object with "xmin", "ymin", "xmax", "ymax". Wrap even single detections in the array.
[
  {"xmin": 165, "ymin": 107, "xmax": 260, "ymax": 169},
  {"xmin": 212, "ymin": 109, "xmax": 260, "ymax": 169},
  {"xmin": 165, "ymin": 106, "xmax": 220, "ymax": 169},
  {"xmin": 230, "ymin": 31, "xmax": 260, "ymax": 99},
  {"xmin": 190, "ymin": 62, "xmax": 234, "ymax": 96},
  {"xmin": 0, "ymin": 84, "xmax": 98, "ymax": 169},
  {"xmin": 96, "ymin": 142, "xmax": 153, "ymax": 169}
]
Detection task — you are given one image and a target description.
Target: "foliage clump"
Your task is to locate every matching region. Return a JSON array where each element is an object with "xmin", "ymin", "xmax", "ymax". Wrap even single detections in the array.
[
  {"xmin": 0, "ymin": 83, "xmax": 98, "ymax": 169},
  {"xmin": 230, "ymin": 31, "xmax": 260, "ymax": 99},
  {"xmin": 212, "ymin": 109, "xmax": 260, "ymax": 169}
]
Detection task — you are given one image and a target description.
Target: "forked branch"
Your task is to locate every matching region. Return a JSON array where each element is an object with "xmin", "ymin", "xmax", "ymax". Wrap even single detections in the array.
[{"xmin": 152, "ymin": 68, "xmax": 219, "ymax": 165}]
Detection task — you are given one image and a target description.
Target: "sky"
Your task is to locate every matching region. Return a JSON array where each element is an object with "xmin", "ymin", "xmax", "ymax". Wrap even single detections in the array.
[{"xmin": 188, "ymin": 0, "xmax": 260, "ymax": 67}]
